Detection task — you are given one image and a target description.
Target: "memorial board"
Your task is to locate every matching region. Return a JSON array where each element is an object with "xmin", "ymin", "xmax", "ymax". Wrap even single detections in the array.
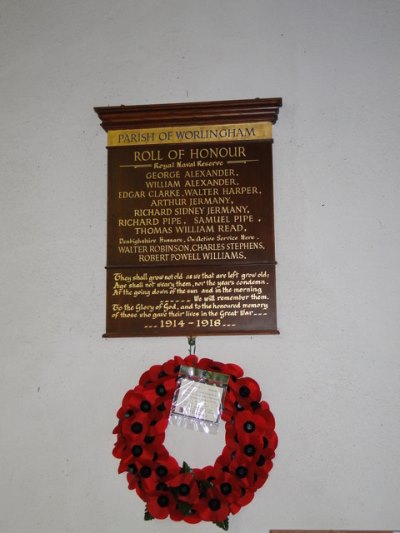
[{"xmin": 95, "ymin": 98, "xmax": 282, "ymax": 336}]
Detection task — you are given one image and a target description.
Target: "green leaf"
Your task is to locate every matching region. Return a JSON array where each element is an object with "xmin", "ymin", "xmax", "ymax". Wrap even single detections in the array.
[
  {"xmin": 214, "ymin": 517, "xmax": 229, "ymax": 531},
  {"xmin": 144, "ymin": 506, "xmax": 154, "ymax": 521},
  {"xmin": 177, "ymin": 501, "xmax": 192, "ymax": 516},
  {"xmin": 181, "ymin": 461, "xmax": 192, "ymax": 473},
  {"xmin": 198, "ymin": 478, "xmax": 213, "ymax": 497}
]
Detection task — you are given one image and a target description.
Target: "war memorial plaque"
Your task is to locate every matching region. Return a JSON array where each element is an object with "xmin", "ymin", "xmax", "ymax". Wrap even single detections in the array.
[{"xmin": 95, "ymin": 98, "xmax": 282, "ymax": 337}]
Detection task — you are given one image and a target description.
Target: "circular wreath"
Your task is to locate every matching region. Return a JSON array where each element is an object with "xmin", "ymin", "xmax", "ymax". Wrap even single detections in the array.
[{"xmin": 113, "ymin": 355, "xmax": 278, "ymax": 530}]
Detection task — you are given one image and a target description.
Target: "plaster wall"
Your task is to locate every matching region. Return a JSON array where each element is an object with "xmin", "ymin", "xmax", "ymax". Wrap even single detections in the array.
[{"xmin": 1, "ymin": 1, "xmax": 399, "ymax": 532}]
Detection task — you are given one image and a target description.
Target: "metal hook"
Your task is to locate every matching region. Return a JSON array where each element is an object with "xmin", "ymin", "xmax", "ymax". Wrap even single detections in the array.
[{"xmin": 188, "ymin": 336, "xmax": 196, "ymax": 355}]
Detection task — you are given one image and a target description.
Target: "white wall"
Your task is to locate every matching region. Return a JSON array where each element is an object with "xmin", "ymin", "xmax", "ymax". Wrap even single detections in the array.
[{"xmin": 1, "ymin": 1, "xmax": 399, "ymax": 532}]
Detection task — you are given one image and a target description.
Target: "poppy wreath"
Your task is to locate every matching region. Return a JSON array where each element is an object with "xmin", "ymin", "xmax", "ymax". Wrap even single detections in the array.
[{"xmin": 113, "ymin": 355, "xmax": 278, "ymax": 530}]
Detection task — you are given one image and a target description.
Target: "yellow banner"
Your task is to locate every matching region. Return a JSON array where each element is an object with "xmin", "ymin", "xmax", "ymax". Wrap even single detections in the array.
[{"xmin": 107, "ymin": 122, "xmax": 272, "ymax": 147}]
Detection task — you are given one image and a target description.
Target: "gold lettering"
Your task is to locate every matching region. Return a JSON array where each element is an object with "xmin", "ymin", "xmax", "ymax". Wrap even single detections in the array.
[
  {"xmin": 190, "ymin": 146, "xmax": 246, "ymax": 159},
  {"xmin": 133, "ymin": 150, "xmax": 163, "ymax": 162},
  {"xmin": 118, "ymin": 190, "xmax": 145, "ymax": 199},
  {"xmin": 108, "ymin": 123, "xmax": 272, "ymax": 146}
]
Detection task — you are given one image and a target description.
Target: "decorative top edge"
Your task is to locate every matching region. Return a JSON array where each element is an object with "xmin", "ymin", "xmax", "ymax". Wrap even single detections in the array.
[{"xmin": 94, "ymin": 98, "xmax": 282, "ymax": 132}]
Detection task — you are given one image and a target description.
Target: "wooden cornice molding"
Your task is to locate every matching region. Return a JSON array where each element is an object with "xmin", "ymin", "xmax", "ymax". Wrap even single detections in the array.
[{"xmin": 94, "ymin": 98, "xmax": 282, "ymax": 131}]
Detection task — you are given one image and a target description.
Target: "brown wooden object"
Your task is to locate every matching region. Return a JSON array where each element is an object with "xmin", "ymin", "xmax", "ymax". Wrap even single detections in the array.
[{"xmin": 95, "ymin": 98, "xmax": 282, "ymax": 337}]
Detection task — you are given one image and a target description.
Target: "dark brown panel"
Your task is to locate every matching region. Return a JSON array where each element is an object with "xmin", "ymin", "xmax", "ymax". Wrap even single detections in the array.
[
  {"xmin": 106, "ymin": 141, "xmax": 275, "ymax": 267},
  {"xmin": 95, "ymin": 98, "xmax": 282, "ymax": 337},
  {"xmin": 105, "ymin": 264, "xmax": 277, "ymax": 337}
]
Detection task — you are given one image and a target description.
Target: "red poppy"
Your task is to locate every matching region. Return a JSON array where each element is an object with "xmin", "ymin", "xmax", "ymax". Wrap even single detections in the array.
[
  {"xmin": 258, "ymin": 401, "xmax": 276, "ymax": 430},
  {"xmin": 118, "ymin": 453, "xmax": 148, "ymax": 475},
  {"xmin": 137, "ymin": 455, "xmax": 180, "ymax": 498},
  {"xmin": 139, "ymin": 364, "xmax": 162, "ymax": 387},
  {"xmin": 117, "ymin": 450, "xmax": 139, "ymax": 474},
  {"xmin": 224, "ymin": 420, "xmax": 237, "ymax": 448},
  {"xmin": 197, "ymin": 487, "xmax": 229, "ymax": 523},
  {"xmin": 221, "ymin": 408, "xmax": 232, "ymax": 423},
  {"xmin": 162, "ymin": 356, "xmax": 184, "ymax": 376},
  {"xmin": 142, "ymin": 375, "xmax": 177, "ymax": 402},
  {"xmin": 182, "ymin": 354, "xmax": 199, "ymax": 367},
  {"xmin": 127, "ymin": 472, "xmax": 139, "ymax": 491},
  {"xmin": 169, "ymin": 472, "xmax": 200, "ymax": 504},
  {"xmin": 193, "ymin": 464, "xmax": 220, "ymax": 485},
  {"xmin": 197, "ymin": 358, "xmax": 243, "ymax": 380},
  {"xmin": 237, "ymin": 433, "xmax": 265, "ymax": 464},
  {"xmin": 213, "ymin": 472, "xmax": 241, "ymax": 504},
  {"xmin": 234, "ymin": 410, "xmax": 266, "ymax": 440},
  {"xmin": 112, "ymin": 434, "xmax": 128, "ymax": 459},
  {"xmin": 140, "ymin": 432, "xmax": 164, "ymax": 450},
  {"xmin": 229, "ymin": 487, "xmax": 255, "ymax": 515},
  {"xmin": 252, "ymin": 467, "xmax": 271, "ymax": 490},
  {"xmin": 224, "ymin": 377, "xmax": 262, "ymax": 417},
  {"xmin": 119, "ymin": 402, "xmax": 168, "ymax": 444},
  {"xmin": 215, "ymin": 444, "xmax": 236, "ymax": 471},
  {"xmin": 120, "ymin": 411, "xmax": 150, "ymax": 443},
  {"xmin": 223, "ymin": 383, "xmax": 261, "ymax": 421},
  {"xmin": 182, "ymin": 509, "xmax": 202, "ymax": 524},
  {"xmin": 263, "ymin": 430, "xmax": 278, "ymax": 459},
  {"xmin": 229, "ymin": 455, "xmax": 256, "ymax": 489},
  {"xmin": 117, "ymin": 386, "xmax": 166, "ymax": 423},
  {"xmin": 145, "ymin": 416, "xmax": 169, "ymax": 438},
  {"xmin": 120, "ymin": 440, "xmax": 161, "ymax": 464},
  {"xmin": 146, "ymin": 492, "xmax": 174, "ymax": 519},
  {"xmin": 222, "ymin": 363, "xmax": 243, "ymax": 379}
]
